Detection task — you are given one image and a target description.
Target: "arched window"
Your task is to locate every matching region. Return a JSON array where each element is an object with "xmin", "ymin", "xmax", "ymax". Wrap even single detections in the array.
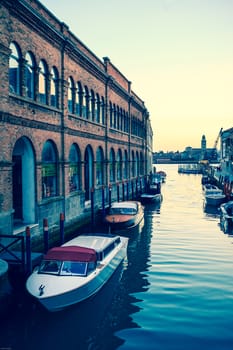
[
  {"xmin": 96, "ymin": 93, "xmax": 100, "ymax": 123},
  {"xmin": 90, "ymin": 90, "xmax": 95, "ymax": 122},
  {"xmin": 76, "ymin": 82, "xmax": 82, "ymax": 116},
  {"xmin": 42, "ymin": 140, "xmax": 58, "ymax": 198},
  {"xmin": 109, "ymin": 102, "xmax": 113, "ymax": 128},
  {"xmin": 84, "ymin": 86, "xmax": 90, "ymax": 119},
  {"xmin": 68, "ymin": 77, "xmax": 75, "ymax": 114},
  {"xmin": 117, "ymin": 149, "xmax": 122, "ymax": 181},
  {"xmin": 101, "ymin": 97, "xmax": 105, "ymax": 125},
  {"xmin": 25, "ymin": 52, "xmax": 35, "ymax": 99},
  {"xmin": 96, "ymin": 146, "xmax": 104, "ymax": 186},
  {"xmin": 50, "ymin": 67, "xmax": 59, "ymax": 108},
  {"xmin": 69, "ymin": 144, "xmax": 81, "ymax": 192},
  {"xmin": 9, "ymin": 42, "xmax": 21, "ymax": 94},
  {"xmin": 131, "ymin": 150, "xmax": 135, "ymax": 177},
  {"xmin": 117, "ymin": 106, "xmax": 120, "ymax": 130},
  {"xmin": 39, "ymin": 60, "xmax": 48, "ymax": 104},
  {"xmin": 123, "ymin": 150, "xmax": 128, "ymax": 179},
  {"xmin": 109, "ymin": 148, "xmax": 115, "ymax": 183},
  {"xmin": 113, "ymin": 104, "xmax": 117, "ymax": 128}
]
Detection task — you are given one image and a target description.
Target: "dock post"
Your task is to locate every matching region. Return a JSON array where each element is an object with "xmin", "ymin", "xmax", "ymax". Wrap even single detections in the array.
[
  {"xmin": 60, "ymin": 213, "xmax": 65, "ymax": 245},
  {"xmin": 25, "ymin": 226, "xmax": 32, "ymax": 275},
  {"xmin": 117, "ymin": 183, "xmax": 120, "ymax": 202},
  {"xmin": 126, "ymin": 181, "xmax": 129, "ymax": 200},
  {"xmin": 122, "ymin": 182, "xmax": 125, "ymax": 201},
  {"xmin": 91, "ymin": 187, "xmax": 95, "ymax": 227},
  {"xmin": 43, "ymin": 218, "xmax": 49, "ymax": 253},
  {"xmin": 109, "ymin": 185, "xmax": 112, "ymax": 207},
  {"xmin": 102, "ymin": 186, "xmax": 106, "ymax": 220},
  {"xmin": 131, "ymin": 180, "xmax": 134, "ymax": 199}
]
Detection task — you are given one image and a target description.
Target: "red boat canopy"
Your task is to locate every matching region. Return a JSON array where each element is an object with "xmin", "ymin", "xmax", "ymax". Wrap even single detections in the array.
[{"xmin": 44, "ymin": 246, "xmax": 97, "ymax": 262}]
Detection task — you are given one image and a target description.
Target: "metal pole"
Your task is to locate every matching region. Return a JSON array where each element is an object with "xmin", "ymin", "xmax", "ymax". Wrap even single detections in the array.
[
  {"xmin": 43, "ymin": 218, "xmax": 49, "ymax": 254},
  {"xmin": 25, "ymin": 226, "xmax": 32, "ymax": 275},
  {"xmin": 60, "ymin": 213, "xmax": 65, "ymax": 245}
]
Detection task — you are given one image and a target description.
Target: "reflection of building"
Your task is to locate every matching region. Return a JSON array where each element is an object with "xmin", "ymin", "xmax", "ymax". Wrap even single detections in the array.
[{"xmin": 0, "ymin": 0, "xmax": 153, "ymax": 237}]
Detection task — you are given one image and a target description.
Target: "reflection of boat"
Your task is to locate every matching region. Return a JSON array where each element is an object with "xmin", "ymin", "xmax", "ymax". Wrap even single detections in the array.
[
  {"xmin": 26, "ymin": 233, "xmax": 128, "ymax": 312},
  {"xmin": 204, "ymin": 190, "xmax": 226, "ymax": 206},
  {"xmin": 104, "ymin": 201, "xmax": 144, "ymax": 231},
  {"xmin": 220, "ymin": 201, "xmax": 233, "ymax": 231}
]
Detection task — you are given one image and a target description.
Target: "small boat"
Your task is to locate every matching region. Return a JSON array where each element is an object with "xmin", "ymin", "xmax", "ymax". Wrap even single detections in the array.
[
  {"xmin": 204, "ymin": 190, "xmax": 226, "ymax": 206},
  {"xmin": 140, "ymin": 192, "xmax": 162, "ymax": 204},
  {"xmin": 220, "ymin": 201, "xmax": 233, "ymax": 229},
  {"xmin": 26, "ymin": 233, "xmax": 128, "ymax": 312},
  {"xmin": 104, "ymin": 201, "xmax": 144, "ymax": 231},
  {"xmin": 203, "ymin": 183, "xmax": 221, "ymax": 196},
  {"xmin": 156, "ymin": 170, "xmax": 167, "ymax": 183}
]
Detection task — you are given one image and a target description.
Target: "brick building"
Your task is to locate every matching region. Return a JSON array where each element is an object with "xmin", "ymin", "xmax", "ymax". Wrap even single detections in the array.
[{"xmin": 0, "ymin": 0, "xmax": 153, "ymax": 237}]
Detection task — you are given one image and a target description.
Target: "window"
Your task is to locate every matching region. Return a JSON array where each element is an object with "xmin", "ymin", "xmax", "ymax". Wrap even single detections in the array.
[
  {"xmin": 84, "ymin": 86, "xmax": 90, "ymax": 119},
  {"xmin": 39, "ymin": 60, "xmax": 48, "ymax": 104},
  {"xmin": 25, "ymin": 52, "xmax": 35, "ymax": 99},
  {"xmin": 50, "ymin": 67, "xmax": 59, "ymax": 108},
  {"xmin": 68, "ymin": 77, "xmax": 75, "ymax": 114},
  {"xmin": 76, "ymin": 82, "xmax": 83, "ymax": 116},
  {"xmin": 9, "ymin": 42, "xmax": 21, "ymax": 94},
  {"xmin": 91, "ymin": 90, "xmax": 95, "ymax": 122},
  {"xmin": 109, "ymin": 148, "xmax": 115, "ymax": 182},
  {"xmin": 69, "ymin": 144, "xmax": 81, "ymax": 192},
  {"xmin": 117, "ymin": 149, "xmax": 122, "ymax": 181},
  {"xmin": 42, "ymin": 140, "xmax": 58, "ymax": 198},
  {"xmin": 131, "ymin": 150, "xmax": 135, "ymax": 177},
  {"xmin": 96, "ymin": 146, "xmax": 104, "ymax": 186},
  {"xmin": 123, "ymin": 150, "xmax": 128, "ymax": 179},
  {"xmin": 96, "ymin": 94, "xmax": 100, "ymax": 123},
  {"xmin": 101, "ymin": 96, "xmax": 104, "ymax": 125},
  {"xmin": 109, "ymin": 102, "xmax": 113, "ymax": 127}
]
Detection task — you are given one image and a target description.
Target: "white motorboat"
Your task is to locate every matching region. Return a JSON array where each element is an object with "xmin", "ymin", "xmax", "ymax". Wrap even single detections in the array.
[
  {"xmin": 26, "ymin": 233, "xmax": 128, "ymax": 312},
  {"xmin": 104, "ymin": 201, "xmax": 144, "ymax": 231}
]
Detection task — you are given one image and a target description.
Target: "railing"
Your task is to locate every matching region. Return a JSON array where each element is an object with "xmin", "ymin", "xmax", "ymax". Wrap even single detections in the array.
[{"xmin": 0, "ymin": 234, "xmax": 25, "ymax": 272}]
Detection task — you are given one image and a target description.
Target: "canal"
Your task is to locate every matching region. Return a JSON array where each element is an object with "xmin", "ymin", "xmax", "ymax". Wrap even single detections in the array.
[{"xmin": 1, "ymin": 164, "xmax": 233, "ymax": 350}]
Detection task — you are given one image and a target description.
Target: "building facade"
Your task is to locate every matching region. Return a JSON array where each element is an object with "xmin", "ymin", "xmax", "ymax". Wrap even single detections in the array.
[{"xmin": 0, "ymin": 0, "xmax": 153, "ymax": 237}]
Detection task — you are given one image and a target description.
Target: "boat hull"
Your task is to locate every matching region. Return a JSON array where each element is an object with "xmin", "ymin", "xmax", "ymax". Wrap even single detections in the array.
[{"xmin": 26, "ymin": 235, "xmax": 128, "ymax": 312}]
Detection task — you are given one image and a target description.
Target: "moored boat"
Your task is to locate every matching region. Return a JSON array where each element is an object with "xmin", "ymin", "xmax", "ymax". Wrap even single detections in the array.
[
  {"xmin": 104, "ymin": 201, "xmax": 144, "ymax": 232},
  {"xmin": 26, "ymin": 233, "xmax": 128, "ymax": 312},
  {"xmin": 220, "ymin": 201, "xmax": 233, "ymax": 230},
  {"xmin": 204, "ymin": 191, "xmax": 226, "ymax": 206}
]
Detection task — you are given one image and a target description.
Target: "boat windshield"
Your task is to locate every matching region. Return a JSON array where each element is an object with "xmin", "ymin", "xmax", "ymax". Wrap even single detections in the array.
[
  {"xmin": 39, "ymin": 260, "xmax": 62, "ymax": 275},
  {"xmin": 60, "ymin": 261, "xmax": 88, "ymax": 276},
  {"xmin": 110, "ymin": 207, "xmax": 137, "ymax": 215}
]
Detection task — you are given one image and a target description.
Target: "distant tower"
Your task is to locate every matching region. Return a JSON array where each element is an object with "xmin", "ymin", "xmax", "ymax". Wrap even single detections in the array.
[
  {"xmin": 201, "ymin": 135, "xmax": 206, "ymax": 160},
  {"xmin": 201, "ymin": 135, "xmax": 206, "ymax": 150}
]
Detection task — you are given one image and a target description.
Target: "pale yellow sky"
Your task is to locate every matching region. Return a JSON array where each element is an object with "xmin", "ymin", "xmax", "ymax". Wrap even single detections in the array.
[{"xmin": 42, "ymin": 0, "xmax": 233, "ymax": 152}]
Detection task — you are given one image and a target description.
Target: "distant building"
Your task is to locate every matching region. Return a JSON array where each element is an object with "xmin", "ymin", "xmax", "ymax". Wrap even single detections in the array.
[{"xmin": 153, "ymin": 134, "xmax": 217, "ymax": 163}]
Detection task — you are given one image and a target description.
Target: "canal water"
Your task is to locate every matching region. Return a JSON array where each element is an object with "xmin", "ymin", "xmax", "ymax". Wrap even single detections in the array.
[{"xmin": 1, "ymin": 164, "xmax": 233, "ymax": 350}]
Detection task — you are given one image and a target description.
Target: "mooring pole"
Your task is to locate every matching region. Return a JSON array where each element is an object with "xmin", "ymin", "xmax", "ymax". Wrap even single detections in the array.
[
  {"xmin": 60, "ymin": 213, "xmax": 65, "ymax": 245},
  {"xmin": 43, "ymin": 218, "xmax": 49, "ymax": 254},
  {"xmin": 91, "ymin": 187, "xmax": 95, "ymax": 227},
  {"xmin": 25, "ymin": 226, "xmax": 32, "ymax": 275},
  {"xmin": 102, "ymin": 186, "xmax": 106, "ymax": 220}
]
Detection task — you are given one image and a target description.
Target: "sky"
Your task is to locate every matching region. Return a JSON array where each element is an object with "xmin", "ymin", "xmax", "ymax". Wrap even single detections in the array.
[{"xmin": 41, "ymin": 0, "xmax": 233, "ymax": 152}]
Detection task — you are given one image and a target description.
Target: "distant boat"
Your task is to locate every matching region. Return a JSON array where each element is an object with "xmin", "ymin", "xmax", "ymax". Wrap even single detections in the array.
[
  {"xmin": 26, "ymin": 233, "xmax": 128, "ymax": 312},
  {"xmin": 104, "ymin": 201, "xmax": 144, "ymax": 232},
  {"xmin": 178, "ymin": 164, "xmax": 203, "ymax": 174}
]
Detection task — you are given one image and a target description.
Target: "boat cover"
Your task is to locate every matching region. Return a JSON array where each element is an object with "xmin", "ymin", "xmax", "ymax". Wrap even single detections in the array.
[{"xmin": 44, "ymin": 246, "xmax": 97, "ymax": 262}]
